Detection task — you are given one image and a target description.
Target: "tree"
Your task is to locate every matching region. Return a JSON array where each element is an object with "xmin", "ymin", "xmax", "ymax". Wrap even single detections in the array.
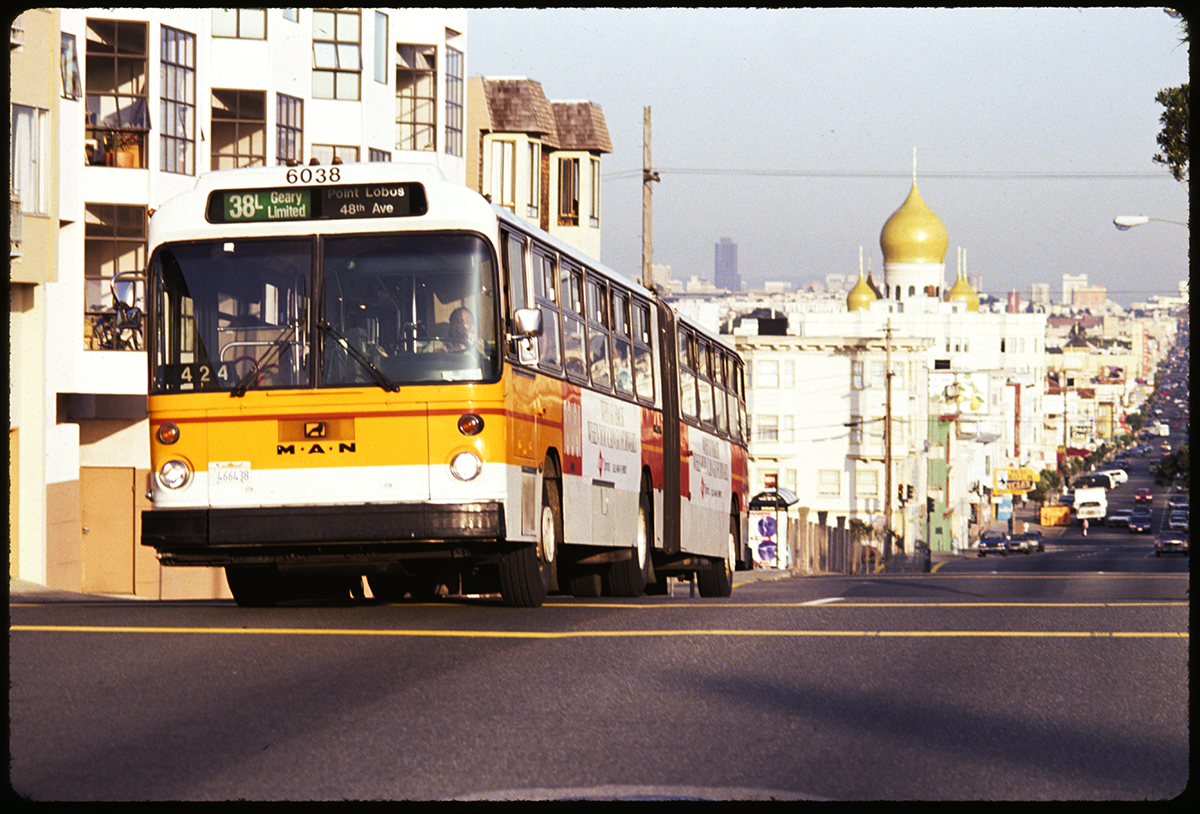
[{"xmin": 1153, "ymin": 13, "xmax": 1189, "ymax": 181}]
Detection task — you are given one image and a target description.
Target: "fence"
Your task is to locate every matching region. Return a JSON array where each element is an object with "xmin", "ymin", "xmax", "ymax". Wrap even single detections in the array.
[{"xmin": 757, "ymin": 508, "xmax": 931, "ymax": 575}]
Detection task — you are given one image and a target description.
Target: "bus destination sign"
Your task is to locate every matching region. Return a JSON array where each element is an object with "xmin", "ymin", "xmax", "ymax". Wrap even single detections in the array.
[{"xmin": 208, "ymin": 182, "xmax": 427, "ymax": 223}]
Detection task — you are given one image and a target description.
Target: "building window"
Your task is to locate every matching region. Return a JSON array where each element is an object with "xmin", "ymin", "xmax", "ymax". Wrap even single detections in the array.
[
  {"xmin": 818, "ymin": 469, "xmax": 841, "ymax": 497},
  {"xmin": 373, "ymin": 11, "xmax": 388, "ymax": 84},
  {"xmin": 160, "ymin": 26, "xmax": 195, "ymax": 175},
  {"xmin": 558, "ymin": 157, "xmax": 579, "ymax": 226},
  {"xmin": 368, "ymin": 148, "xmax": 391, "ymax": 162},
  {"xmin": 755, "ymin": 414, "xmax": 779, "ymax": 443},
  {"xmin": 445, "ymin": 46, "xmax": 463, "ymax": 157},
  {"xmin": 85, "ymin": 19, "xmax": 149, "ymax": 168},
  {"xmin": 849, "ymin": 416, "xmax": 864, "ymax": 445},
  {"xmin": 282, "ymin": 9, "xmax": 299, "ymax": 23},
  {"xmin": 84, "ymin": 204, "xmax": 146, "ymax": 350},
  {"xmin": 489, "ymin": 140, "xmax": 515, "ymax": 212},
  {"xmin": 396, "ymin": 43, "xmax": 436, "ymax": 150},
  {"xmin": 757, "ymin": 358, "xmax": 779, "ymax": 388},
  {"xmin": 313, "ymin": 8, "xmax": 361, "ymax": 100},
  {"xmin": 213, "ymin": 8, "xmax": 266, "ymax": 40},
  {"xmin": 855, "ymin": 468, "xmax": 879, "ymax": 497},
  {"xmin": 276, "ymin": 93, "xmax": 303, "ymax": 165},
  {"xmin": 61, "ymin": 33, "xmax": 82, "ymax": 99},
  {"xmin": 527, "ymin": 141, "xmax": 541, "ymax": 220},
  {"xmin": 311, "ymin": 144, "xmax": 358, "ymax": 165},
  {"xmin": 589, "ymin": 157, "xmax": 601, "ymax": 227},
  {"xmin": 851, "ymin": 359, "xmax": 865, "ymax": 389},
  {"xmin": 211, "ymin": 89, "xmax": 266, "ymax": 169},
  {"xmin": 11, "ymin": 105, "xmax": 48, "ymax": 216}
]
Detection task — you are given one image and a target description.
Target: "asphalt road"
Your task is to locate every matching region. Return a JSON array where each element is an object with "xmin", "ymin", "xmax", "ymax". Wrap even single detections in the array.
[{"xmin": 10, "ymin": 556, "xmax": 1187, "ymax": 802}]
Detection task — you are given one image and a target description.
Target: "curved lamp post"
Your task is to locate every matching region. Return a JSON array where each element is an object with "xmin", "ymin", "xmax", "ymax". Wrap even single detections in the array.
[{"xmin": 1113, "ymin": 215, "xmax": 1188, "ymax": 231}]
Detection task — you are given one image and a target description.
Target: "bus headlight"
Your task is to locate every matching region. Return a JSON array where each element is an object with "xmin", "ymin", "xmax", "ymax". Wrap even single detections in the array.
[
  {"xmin": 158, "ymin": 459, "xmax": 192, "ymax": 490},
  {"xmin": 449, "ymin": 451, "xmax": 482, "ymax": 481}
]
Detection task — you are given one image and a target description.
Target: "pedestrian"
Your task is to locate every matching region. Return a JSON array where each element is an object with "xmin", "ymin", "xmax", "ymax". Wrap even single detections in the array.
[{"xmin": 1082, "ymin": 518, "xmax": 1089, "ymax": 537}]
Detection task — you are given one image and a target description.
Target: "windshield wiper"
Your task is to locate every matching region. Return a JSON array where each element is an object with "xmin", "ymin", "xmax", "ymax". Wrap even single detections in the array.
[
  {"xmin": 231, "ymin": 318, "xmax": 302, "ymax": 398},
  {"xmin": 317, "ymin": 319, "xmax": 401, "ymax": 392}
]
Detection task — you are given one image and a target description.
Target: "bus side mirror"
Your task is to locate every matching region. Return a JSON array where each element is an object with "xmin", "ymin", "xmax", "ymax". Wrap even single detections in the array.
[
  {"xmin": 511, "ymin": 308, "xmax": 542, "ymax": 366},
  {"xmin": 513, "ymin": 308, "xmax": 543, "ymax": 337}
]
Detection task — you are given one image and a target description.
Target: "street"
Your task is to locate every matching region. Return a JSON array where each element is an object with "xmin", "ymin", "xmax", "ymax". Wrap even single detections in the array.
[{"xmin": 10, "ymin": 549, "xmax": 1187, "ymax": 801}]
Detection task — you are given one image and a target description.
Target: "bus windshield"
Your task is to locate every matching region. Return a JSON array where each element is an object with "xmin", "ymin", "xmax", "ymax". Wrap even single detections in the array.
[
  {"xmin": 320, "ymin": 233, "xmax": 498, "ymax": 386},
  {"xmin": 150, "ymin": 232, "xmax": 499, "ymax": 394}
]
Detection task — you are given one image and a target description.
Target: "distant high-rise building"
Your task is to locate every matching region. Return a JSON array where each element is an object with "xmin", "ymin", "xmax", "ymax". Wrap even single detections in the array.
[
  {"xmin": 1062, "ymin": 273, "xmax": 1087, "ymax": 304},
  {"xmin": 714, "ymin": 237, "xmax": 741, "ymax": 292},
  {"xmin": 1030, "ymin": 283, "xmax": 1050, "ymax": 306}
]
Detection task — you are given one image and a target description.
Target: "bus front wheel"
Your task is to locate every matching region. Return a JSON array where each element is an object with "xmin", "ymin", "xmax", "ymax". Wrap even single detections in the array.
[{"xmin": 498, "ymin": 477, "xmax": 559, "ymax": 607}]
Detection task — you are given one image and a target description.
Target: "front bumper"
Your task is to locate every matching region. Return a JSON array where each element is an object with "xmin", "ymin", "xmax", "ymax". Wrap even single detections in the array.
[{"xmin": 142, "ymin": 502, "xmax": 506, "ymax": 566}]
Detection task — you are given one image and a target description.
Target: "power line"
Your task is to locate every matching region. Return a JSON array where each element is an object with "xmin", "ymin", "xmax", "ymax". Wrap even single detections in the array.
[{"xmin": 605, "ymin": 167, "xmax": 1170, "ymax": 181}]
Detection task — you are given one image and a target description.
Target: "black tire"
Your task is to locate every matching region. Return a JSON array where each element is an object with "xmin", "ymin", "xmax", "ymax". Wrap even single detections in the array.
[
  {"xmin": 697, "ymin": 512, "xmax": 736, "ymax": 598},
  {"xmin": 498, "ymin": 476, "xmax": 559, "ymax": 607},
  {"xmin": 567, "ymin": 568, "xmax": 603, "ymax": 598},
  {"xmin": 606, "ymin": 490, "xmax": 652, "ymax": 597},
  {"xmin": 225, "ymin": 566, "xmax": 281, "ymax": 607}
]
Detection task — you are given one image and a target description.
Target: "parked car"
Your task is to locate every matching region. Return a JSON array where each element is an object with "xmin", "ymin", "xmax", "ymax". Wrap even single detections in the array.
[
  {"xmin": 1021, "ymin": 529, "xmax": 1045, "ymax": 552},
  {"xmin": 1134, "ymin": 488, "xmax": 1153, "ymax": 504},
  {"xmin": 978, "ymin": 531, "xmax": 1009, "ymax": 557},
  {"xmin": 1129, "ymin": 508, "xmax": 1153, "ymax": 534},
  {"xmin": 1097, "ymin": 468, "xmax": 1128, "ymax": 485},
  {"xmin": 1107, "ymin": 509, "xmax": 1133, "ymax": 528},
  {"xmin": 1167, "ymin": 495, "xmax": 1189, "ymax": 511},
  {"xmin": 1154, "ymin": 531, "xmax": 1188, "ymax": 557},
  {"xmin": 1060, "ymin": 491, "xmax": 1075, "ymax": 507}
]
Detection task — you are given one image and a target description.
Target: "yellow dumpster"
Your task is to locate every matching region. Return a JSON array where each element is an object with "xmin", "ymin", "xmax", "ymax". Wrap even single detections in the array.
[{"xmin": 1040, "ymin": 505, "xmax": 1070, "ymax": 526}]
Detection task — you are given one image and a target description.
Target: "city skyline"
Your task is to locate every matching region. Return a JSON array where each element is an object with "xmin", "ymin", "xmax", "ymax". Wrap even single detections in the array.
[{"xmin": 466, "ymin": 8, "xmax": 1189, "ymax": 307}]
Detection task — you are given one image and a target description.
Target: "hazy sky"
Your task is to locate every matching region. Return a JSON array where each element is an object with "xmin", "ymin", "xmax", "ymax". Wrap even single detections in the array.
[{"xmin": 466, "ymin": 7, "xmax": 1189, "ymax": 306}]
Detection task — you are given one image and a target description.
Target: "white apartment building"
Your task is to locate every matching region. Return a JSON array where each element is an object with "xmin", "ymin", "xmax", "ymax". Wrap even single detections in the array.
[{"xmin": 10, "ymin": 8, "xmax": 470, "ymax": 596}]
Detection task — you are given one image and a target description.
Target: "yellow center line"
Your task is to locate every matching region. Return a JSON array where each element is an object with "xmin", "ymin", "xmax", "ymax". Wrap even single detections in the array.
[{"xmin": 9, "ymin": 625, "xmax": 1187, "ymax": 639}]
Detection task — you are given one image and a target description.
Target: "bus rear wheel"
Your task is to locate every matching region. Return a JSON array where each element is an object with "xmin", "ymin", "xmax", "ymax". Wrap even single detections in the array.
[
  {"xmin": 605, "ymin": 489, "xmax": 651, "ymax": 597},
  {"xmin": 697, "ymin": 514, "xmax": 736, "ymax": 598}
]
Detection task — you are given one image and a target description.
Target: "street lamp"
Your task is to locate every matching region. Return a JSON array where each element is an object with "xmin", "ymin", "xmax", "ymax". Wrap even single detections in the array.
[{"xmin": 1113, "ymin": 215, "xmax": 1188, "ymax": 231}]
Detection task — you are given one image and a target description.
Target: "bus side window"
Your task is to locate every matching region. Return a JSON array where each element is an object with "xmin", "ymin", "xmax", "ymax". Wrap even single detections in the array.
[
  {"xmin": 561, "ymin": 263, "xmax": 586, "ymax": 382},
  {"xmin": 611, "ymin": 287, "xmax": 633, "ymax": 397},
  {"xmin": 532, "ymin": 248, "xmax": 561, "ymax": 372},
  {"xmin": 585, "ymin": 273, "xmax": 610, "ymax": 390},
  {"xmin": 733, "ymin": 358, "xmax": 747, "ymax": 442},
  {"xmin": 632, "ymin": 299, "xmax": 654, "ymax": 403},
  {"xmin": 714, "ymin": 349, "xmax": 729, "ymax": 435},
  {"xmin": 679, "ymin": 328, "xmax": 698, "ymax": 422},
  {"xmin": 697, "ymin": 339, "xmax": 715, "ymax": 427},
  {"xmin": 502, "ymin": 230, "xmax": 529, "ymax": 358}
]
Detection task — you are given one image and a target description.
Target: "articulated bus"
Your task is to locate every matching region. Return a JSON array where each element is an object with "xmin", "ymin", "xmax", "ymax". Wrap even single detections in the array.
[{"xmin": 140, "ymin": 162, "xmax": 748, "ymax": 607}]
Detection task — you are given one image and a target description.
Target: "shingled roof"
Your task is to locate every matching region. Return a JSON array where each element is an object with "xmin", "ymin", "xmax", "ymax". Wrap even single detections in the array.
[
  {"xmin": 550, "ymin": 101, "xmax": 612, "ymax": 153},
  {"xmin": 479, "ymin": 77, "xmax": 559, "ymax": 145}
]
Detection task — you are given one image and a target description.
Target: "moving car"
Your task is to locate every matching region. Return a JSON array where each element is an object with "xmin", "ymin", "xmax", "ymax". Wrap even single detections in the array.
[
  {"xmin": 1129, "ymin": 507, "xmax": 1153, "ymax": 533},
  {"xmin": 1167, "ymin": 511, "xmax": 1189, "ymax": 532},
  {"xmin": 978, "ymin": 530, "xmax": 1009, "ymax": 557},
  {"xmin": 1166, "ymin": 495, "xmax": 1189, "ymax": 511},
  {"xmin": 1097, "ymin": 468, "xmax": 1128, "ymax": 485},
  {"xmin": 1134, "ymin": 488, "xmax": 1153, "ymax": 504},
  {"xmin": 1154, "ymin": 531, "xmax": 1188, "ymax": 557},
  {"xmin": 1006, "ymin": 533, "xmax": 1031, "ymax": 554},
  {"xmin": 1107, "ymin": 509, "xmax": 1133, "ymax": 528}
]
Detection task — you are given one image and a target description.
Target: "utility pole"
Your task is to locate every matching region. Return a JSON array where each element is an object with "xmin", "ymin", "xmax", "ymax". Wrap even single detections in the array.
[
  {"xmin": 884, "ymin": 320, "xmax": 894, "ymax": 561},
  {"xmin": 641, "ymin": 106, "xmax": 659, "ymax": 289}
]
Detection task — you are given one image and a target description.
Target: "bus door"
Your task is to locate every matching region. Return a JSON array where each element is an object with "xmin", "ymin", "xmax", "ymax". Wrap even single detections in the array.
[{"xmin": 655, "ymin": 299, "xmax": 682, "ymax": 555}]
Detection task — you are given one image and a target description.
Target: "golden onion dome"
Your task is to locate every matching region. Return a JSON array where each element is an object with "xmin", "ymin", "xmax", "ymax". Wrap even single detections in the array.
[
  {"xmin": 946, "ymin": 270, "xmax": 980, "ymax": 311},
  {"xmin": 847, "ymin": 271, "xmax": 877, "ymax": 311},
  {"xmin": 879, "ymin": 182, "xmax": 949, "ymax": 264}
]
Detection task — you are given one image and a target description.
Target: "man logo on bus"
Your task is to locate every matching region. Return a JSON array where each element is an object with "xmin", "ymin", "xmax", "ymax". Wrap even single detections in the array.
[{"xmin": 305, "ymin": 422, "xmax": 327, "ymax": 438}]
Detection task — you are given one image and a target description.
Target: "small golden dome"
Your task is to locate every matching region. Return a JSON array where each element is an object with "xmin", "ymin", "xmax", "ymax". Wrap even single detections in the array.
[
  {"xmin": 946, "ymin": 270, "xmax": 980, "ymax": 311},
  {"xmin": 880, "ymin": 182, "xmax": 949, "ymax": 264},
  {"xmin": 847, "ymin": 271, "xmax": 877, "ymax": 311}
]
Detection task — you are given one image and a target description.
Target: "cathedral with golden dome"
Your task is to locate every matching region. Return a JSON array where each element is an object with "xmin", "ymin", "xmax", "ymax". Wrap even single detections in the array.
[{"xmin": 848, "ymin": 166, "xmax": 978, "ymax": 312}]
